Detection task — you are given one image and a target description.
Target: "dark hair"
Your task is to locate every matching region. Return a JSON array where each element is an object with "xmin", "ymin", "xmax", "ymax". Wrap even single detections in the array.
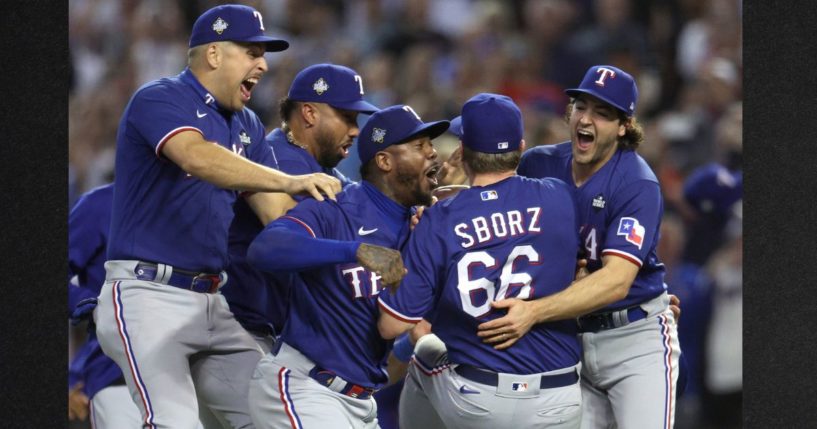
[
  {"xmin": 278, "ymin": 97, "xmax": 300, "ymax": 131},
  {"xmin": 564, "ymin": 100, "xmax": 645, "ymax": 150},
  {"xmin": 461, "ymin": 146, "xmax": 521, "ymax": 174}
]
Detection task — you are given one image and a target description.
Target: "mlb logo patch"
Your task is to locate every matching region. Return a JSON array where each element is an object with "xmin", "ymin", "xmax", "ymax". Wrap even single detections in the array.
[
  {"xmin": 511, "ymin": 382, "xmax": 528, "ymax": 392},
  {"xmin": 617, "ymin": 217, "xmax": 645, "ymax": 249},
  {"xmin": 497, "ymin": 142, "xmax": 509, "ymax": 150},
  {"xmin": 480, "ymin": 190, "xmax": 498, "ymax": 201}
]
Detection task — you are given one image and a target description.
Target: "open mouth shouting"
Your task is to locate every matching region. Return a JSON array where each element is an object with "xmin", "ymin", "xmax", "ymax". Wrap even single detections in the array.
[
  {"xmin": 240, "ymin": 77, "xmax": 259, "ymax": 102},
  {"xmin": 576, "ymin": 128, "xmax": 595, "ymax": 152},
  {"xmin": 425, "ymin": 163, "xmax": 441, "ymax": 188}
]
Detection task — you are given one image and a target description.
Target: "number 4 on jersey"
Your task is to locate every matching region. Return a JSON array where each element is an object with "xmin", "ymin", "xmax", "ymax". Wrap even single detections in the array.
[{"xmin": 456, "ymin": 245, "xmax": 540, "ymax": 318}]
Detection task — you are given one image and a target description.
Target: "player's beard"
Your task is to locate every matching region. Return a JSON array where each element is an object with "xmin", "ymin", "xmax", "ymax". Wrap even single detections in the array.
[
  {"xmin": 395, "ymin": 166, "xmax": 433, "ymax": 207},
  {"xmin": 313, "ymin": 125, "xmax": 345, "ymax": 169}
]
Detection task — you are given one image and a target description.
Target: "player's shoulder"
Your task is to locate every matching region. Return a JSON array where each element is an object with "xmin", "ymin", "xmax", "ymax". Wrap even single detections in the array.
[
  {"xmin": 74, "ymin": 183, "xmax": 115, "ymax": 207},
  {"xmin": 614, "ymin": 149, "xmax": 659, "ymax": 185},
  {"xmin": 132, "ymin": 75, "xmax": 188, "ymax": 101},
  {"xmin": 522, "ymin": 141, "xmax": 571, "ymax": 161}
]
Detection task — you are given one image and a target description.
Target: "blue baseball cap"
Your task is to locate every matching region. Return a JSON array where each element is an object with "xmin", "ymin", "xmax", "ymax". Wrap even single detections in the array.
[
  {"xmin": 565, "ymin": 65, "xmax": 638, "ymax": 117},
  {"xmin": 358, "ymin": 105, "xmax": 450, "ymax": 164},
  {"xmin": 448, "ymin": 116, "xmax": 463, "ymax": 138},
  {"xmin": 189, "ymin": 4, "xmax": 289, "ymax": 52},
  {"xmin": 460, "ymin": 93, "xmax": 523, "ymax": 154},
  {"xmin": 288, "ymin": 64, "xmax": 379, "ymax": 113}
]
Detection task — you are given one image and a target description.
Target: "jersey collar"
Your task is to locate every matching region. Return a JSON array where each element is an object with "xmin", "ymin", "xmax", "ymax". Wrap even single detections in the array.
[
  {"xmin": 179, "ymin": 67, "xmax": 226, "ymax": 113},
  {"xmin": 360, "ymin": 180, "xmax": 411, "ymax": 222}
]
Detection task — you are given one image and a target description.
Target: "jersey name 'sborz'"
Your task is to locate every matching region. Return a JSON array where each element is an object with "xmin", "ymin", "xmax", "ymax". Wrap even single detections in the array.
[{"xmin": 454, "ymin": 207, "xmax": 542, "ymax": 248}]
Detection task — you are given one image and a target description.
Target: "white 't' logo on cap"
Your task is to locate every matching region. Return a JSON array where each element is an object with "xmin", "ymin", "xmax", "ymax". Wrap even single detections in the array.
[{"xmin": 594, "ymin": 67, "xmax": 616, "ymax": 87}]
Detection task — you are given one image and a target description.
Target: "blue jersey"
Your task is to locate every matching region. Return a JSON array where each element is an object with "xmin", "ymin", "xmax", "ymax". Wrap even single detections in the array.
[
  {"xmin": 223, "ymin": 129, "xmax": 352, "ymax": 335},
  {"xmin": 69, "ymin": 184, "xmax": 113, "ymax": 294},
  {"xmin": 68, "ymin": 183, "xmax": 124, "ymax": 399},
  {"xmin": 107, "ymin": 68, "xmax": 274, "ymax": 272},
  {"xmin": 518, "ymin": 142, "xmax": 666, "ymax": 311},
  {"xmin": 379, "ymin": 176, "xmax": 581, "ymax": 373},
  {"xmin": 275, "ymin": 181, "xmax": 411, "ymax": 389}
]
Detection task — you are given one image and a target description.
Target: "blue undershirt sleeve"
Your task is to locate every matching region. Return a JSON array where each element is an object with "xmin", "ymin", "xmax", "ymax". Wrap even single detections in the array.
[{"xmin": 248, "ymin": 219, "xmax": 361, "ymax": 272}]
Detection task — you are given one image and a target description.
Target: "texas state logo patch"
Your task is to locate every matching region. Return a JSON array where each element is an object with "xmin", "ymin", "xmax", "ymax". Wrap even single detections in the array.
[{"xmin": 617, "ymin": 217, "xmax": 645, "ymax": 249}]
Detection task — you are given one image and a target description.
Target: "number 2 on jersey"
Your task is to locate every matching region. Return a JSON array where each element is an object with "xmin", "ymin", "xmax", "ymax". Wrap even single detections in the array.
[{"xmin": 456, "ymin": 245, "xmax": 540, "ymax": 318}]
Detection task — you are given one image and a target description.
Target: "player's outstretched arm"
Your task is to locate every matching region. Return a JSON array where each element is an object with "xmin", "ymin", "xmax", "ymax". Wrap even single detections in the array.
[
  {"xmin": 248, "ymin": 221, "xmax": 360, "ymax": 272},
  {"xmin": 477, "ymin": 254, "xmax": 639, "ymax": 350},
  {"xmin": 245, "ymin": 191, "xmax": 298, "ymax": 226},
  {"xmin": 161, "ymin": 131, "xmax": 340, "ymax": 199}
]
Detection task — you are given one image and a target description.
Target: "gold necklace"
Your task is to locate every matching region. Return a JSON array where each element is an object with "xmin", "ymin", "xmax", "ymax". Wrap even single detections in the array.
[{"xmin": 285, "ymin": 131, "xmax": 308, "ymax": 151}]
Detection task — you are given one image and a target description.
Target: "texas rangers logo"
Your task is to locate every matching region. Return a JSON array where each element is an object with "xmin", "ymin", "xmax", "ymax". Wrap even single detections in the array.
[
  {"xmin": 594, "ymin": 67, "xmax": 616, "ymax": 87},
  {"xmin": 313, "ymin": 78, "xmax": 329, "ymax": 95},
  {"xmin": 212, "ymin": 18, "xmax": 229, "ymax": 34},
  {"xmin": 239, "ymin": 131, "xmax": 252, "ymax": 146},
  {"xmin": 617, "ymin": 217, "xmax": 645, "ymax": 249},
  {"xmin": 372, "ymin": 128, "xmax": 386, "ymax": 144}
]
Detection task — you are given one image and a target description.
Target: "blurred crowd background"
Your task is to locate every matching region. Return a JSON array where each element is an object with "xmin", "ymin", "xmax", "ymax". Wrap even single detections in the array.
[{"xmin": 68, "ymin": 0, "xmax": 743, "ymax": 427}]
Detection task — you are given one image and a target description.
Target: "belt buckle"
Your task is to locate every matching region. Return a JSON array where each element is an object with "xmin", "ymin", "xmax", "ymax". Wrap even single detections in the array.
[{"xmin": 192, "ymin": 273, "xmax": 220, "ymax": 293}]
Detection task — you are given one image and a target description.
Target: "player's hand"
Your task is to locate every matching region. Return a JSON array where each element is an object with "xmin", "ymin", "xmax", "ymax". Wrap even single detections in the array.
[
  {"xmin": 356, "ymin": 243, "xmax": 406, "ymax": 293},
  {"xmin": 438, "ymin": 146, "xmax": 466, "ymax": 187},
  {"xmin": 287, "ymin": 173, "xmax": 341, "ymax": 201},
  {"xmin": 409, "ymin": 319, "xmax": 433, "ymax": 344},
  {"xmin": 575, "ymin": 258, "xmax": 589, "ymax": 281},
  {"xmin": 68, "ymin": 382, "xmax": 90, "ymax": 421},
  {"xmin": 669, "ymin": 293, "xmax": 681, "ymax": 323},
  {"xmin": 476, "ymin": 298, "xmax": 537, "ymax": 350},
  {"xmin": 410, "ymin": 199, "xmax": 437, "ymax": 231}
]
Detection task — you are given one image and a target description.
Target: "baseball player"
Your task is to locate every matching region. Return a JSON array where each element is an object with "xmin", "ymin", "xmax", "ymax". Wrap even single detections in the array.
[
  {"xmin": 245, "ymin": 105, "xmax": 448, "ymax": 429},
  {"xmin": 68, "ymin": 183, "xmax": 143, "ymax": 428},
  {"xmin": 223, "ymin": 63, "xmax": 378, "ymax": 353},
  {"xmin": 478, "ymin": 65, "xmax": 681, "ymax": 428},
  {"xmin": 93, "ymin": 5, "xmax": 341, "ymax": 428},
  {"xmin": 377, "ymin": 93, "xmax": 583, "ymax": 429}
]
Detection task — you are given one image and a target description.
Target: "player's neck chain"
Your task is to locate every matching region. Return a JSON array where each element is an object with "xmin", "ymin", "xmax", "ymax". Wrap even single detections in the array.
[{"xmin": 286, "ymin": 130, "xmax": 309, "ymax": 151}]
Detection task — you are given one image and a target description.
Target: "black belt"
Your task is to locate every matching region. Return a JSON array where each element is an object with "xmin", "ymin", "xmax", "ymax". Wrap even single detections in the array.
[
  {"xmin": 134, "ymin": 262, "xmax": 221, "ymax": 294},
  {"xmin": 576, "ymin": 306, "xmax": 648, "ymax": 333},
  {"xmin": 455, "ymin": 364, "xmax": 578, "ymax": 389},
  {"xmin": 307, "ymin": 367, "xmax": 376, "ymax": 400}
]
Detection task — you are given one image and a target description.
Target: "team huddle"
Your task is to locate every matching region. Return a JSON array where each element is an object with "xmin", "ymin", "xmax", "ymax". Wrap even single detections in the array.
[{"xmin": 68, "ymin": 4, "xmax": 681, "ymax": 429}]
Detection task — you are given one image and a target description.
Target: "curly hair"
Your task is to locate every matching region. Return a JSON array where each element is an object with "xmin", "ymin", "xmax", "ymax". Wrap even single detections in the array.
[{"xmin": 564, "ymin": 101, "xmax": 645, "ymax": 150}]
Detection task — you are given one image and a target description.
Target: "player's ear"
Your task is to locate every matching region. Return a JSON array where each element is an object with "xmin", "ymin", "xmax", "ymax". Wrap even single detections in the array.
[
  {"xmin": 205, "ymin": 43, "xmax": 221, "ymax": 69},
  {"xmin": 519, "ymin": 139, "xmax": 527, "ymax": 152},
  {"xmin": 618, "ymin": 119, "xmax": 628, "ymax": 138},
  {"xmin": 374, "ymin": 151, "xmax": 392, "ymax": 173},
  {"xmin": 300, "ymin": 103, "xmax": 318, "ymax": 128}
]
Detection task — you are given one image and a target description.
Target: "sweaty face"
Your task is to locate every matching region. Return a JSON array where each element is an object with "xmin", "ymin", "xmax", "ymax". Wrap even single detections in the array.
[
  {"xmin": 313, "ymin": 105, "xmax": 360, "ymax": 169},
  {"xmin": 389, "ymin": 136, "xmax": 441, "ymax": 207},
  {"xmin": 215, "ymin": 42, "xmax": 268, "ymax": 111},
  {"xmin": 569, "ymin": 94, "xmax": 626, "ymax": 169}
]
